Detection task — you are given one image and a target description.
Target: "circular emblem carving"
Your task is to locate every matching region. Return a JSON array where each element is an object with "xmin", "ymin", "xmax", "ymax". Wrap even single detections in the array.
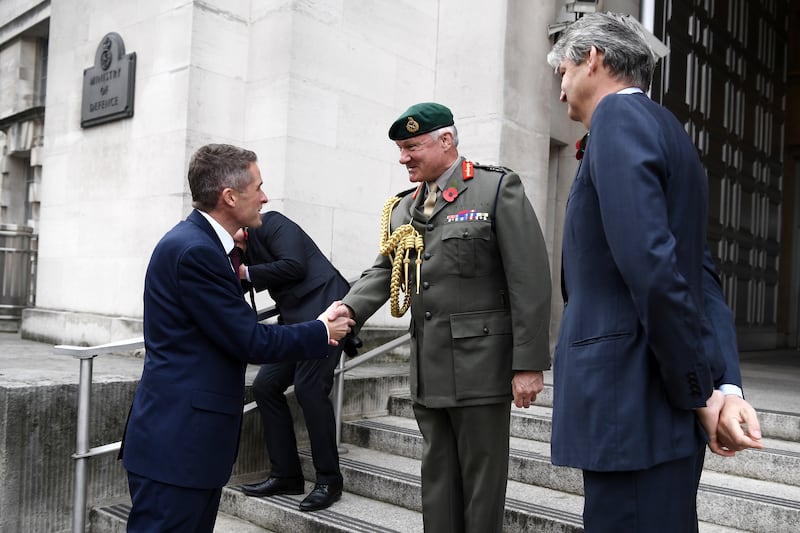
[
  {"xmin": 100, "ymin": 37, "xmax": 113, "ymax": 71},
  {"xmin": 406, "ymin": 117, "xmax": 420, "ymax": 133}
]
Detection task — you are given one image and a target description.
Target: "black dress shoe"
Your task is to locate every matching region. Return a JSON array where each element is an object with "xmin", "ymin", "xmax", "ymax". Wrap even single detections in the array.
[
  {"xmin": 241, "ymin": 476, "xmax": 304, "ymax": 497},
  {"xmin": 298, "ymin": 483, "xmax": 342, "ymax": 512}
]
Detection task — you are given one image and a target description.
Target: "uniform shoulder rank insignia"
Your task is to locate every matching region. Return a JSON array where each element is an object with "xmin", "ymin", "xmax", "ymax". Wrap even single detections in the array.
[
  {"xmin": 462, "ymin": 160, "xmax": 474, "ymax": 180},
  {"xmin": 473, "ymin": 163, "xmax": 512, "ymax": 174}
]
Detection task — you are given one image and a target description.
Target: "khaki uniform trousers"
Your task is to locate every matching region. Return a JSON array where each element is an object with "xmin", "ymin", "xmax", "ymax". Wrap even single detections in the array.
[{"xmin": 413, "ymin": 401, "xmax": 511, "ymax": 533}]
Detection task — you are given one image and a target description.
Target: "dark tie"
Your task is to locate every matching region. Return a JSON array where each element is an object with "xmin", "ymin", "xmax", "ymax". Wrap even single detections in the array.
[
  {"xmin": 229, "ymin": 246, "xmax": 256, "ymax": 309},
  {"xmin": 229, "ymin": 247, "xmax": 243, "ymax": 280}
]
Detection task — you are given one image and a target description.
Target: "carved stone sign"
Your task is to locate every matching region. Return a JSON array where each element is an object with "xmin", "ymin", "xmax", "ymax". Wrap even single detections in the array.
[{"xmin": 81, "ymin": 32, "xmax": 136, "ymax": 128}]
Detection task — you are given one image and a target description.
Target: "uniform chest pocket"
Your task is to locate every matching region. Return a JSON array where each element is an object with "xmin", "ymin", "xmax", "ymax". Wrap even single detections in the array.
[{"xmin": 440, "ymin": 221, "xmax": 494, "ymax": 277}]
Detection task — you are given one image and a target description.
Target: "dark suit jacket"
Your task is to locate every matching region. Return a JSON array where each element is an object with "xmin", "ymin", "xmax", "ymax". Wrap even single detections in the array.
[
  {"xmin": 551, "ymin": 93, "xmax": 731, "ymax": 472},
  {"xmin": 344, "ymin": 158, "xmax": 551, "ymax": 408},
  {"xmin": 244, "ymin": 211, "xmax": 350, "ymax": 324},
  {"xmin": 702, "ymin": 249, "xmax": 743, "ymax": 389},
  {"xmin": 122, "ymin": 209, "xmax": 329, "ymax": 489}
]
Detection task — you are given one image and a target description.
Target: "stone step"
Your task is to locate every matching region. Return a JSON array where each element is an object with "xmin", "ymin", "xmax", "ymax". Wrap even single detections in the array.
[
  {"xmin": 222, "ymin": 480, "xmax": 423, "ymax": 532},
  {"xmin": 386, "ymin": 393, "xmax": 800, "ymax": 488},
  {"xmin": 90, "ymin": 501, "xmax": 276, "ymax": 533},
  {"xmin": 85, "ymin": 350, "xmax": 799, "ymax": 533},
  {"xmin": 753, "ymin": 408, "xmax": 800, "ymax": 442},
  {"xmin": 294, "ymin": 445, "xmax": 748, "ymax": 533},
  {"xmin": 349, "ymin": 327, "xmax": 410, "ymax": 364},
  {"xmin": 389, "ymin": 385, "xmax": 800, "ymax": 442},
  {"xmin": 89, "ymin": 483, "xmax": 424, "ymax": 533},
  {"xmin": 341, "ymin": 413, "xmax": 800, "ymax": 532},
  {"xmin": 235, "ymin": 362, "xmax": 409, "ymax": 477}
]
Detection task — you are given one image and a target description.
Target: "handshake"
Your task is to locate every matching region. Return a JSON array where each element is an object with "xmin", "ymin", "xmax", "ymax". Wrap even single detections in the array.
[{"xmin": 317, "ymin": 301, "xmax": 356, "ymax": 347}]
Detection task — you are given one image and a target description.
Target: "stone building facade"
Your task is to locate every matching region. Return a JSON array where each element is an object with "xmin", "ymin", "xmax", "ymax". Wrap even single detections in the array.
[{"xmin": 1, "ymin": 0, "xmax": 796, "ymax": 351}]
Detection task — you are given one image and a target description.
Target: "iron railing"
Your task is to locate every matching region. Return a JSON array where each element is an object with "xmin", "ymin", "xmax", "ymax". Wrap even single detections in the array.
[{"xmin": 55, "ymin": 304, "xmax": 409, "ymax": 533}]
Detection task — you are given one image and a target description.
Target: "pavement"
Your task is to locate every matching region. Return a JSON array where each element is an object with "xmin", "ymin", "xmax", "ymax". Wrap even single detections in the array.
[
  {"xmin": 1, "ymin": 331, "xmax": 798, "ymax": 413},
  {"xmin": 736, "ymin": 349, "xmax": 800, "ymax": 413}
]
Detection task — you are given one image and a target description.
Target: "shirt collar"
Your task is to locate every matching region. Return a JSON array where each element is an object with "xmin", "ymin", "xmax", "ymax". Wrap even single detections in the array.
[
  {"xmin": 429, "ymin": 157, "xmax": 462, "ymax": 192},
  {"xmin": 617, "ymin": 87, "xmax": 644, "ymax": 95},
  {"xmin": 197, "ymin": 210, "xmax": 235, "ymax": 254}
]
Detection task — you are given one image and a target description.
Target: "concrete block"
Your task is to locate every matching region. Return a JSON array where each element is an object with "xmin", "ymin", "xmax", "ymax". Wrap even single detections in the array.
[
  {"xmin": 286, "ymin": 79, "xmax": 338, "ymax": 148},
  {"xmin": 247, "ymin": 13, "xmax": 292, "ymax": 83},
  {"xmin": 130, "ymin": 68, "xmax": 191, "ymax": 138},
  {"xmin": 0, "ymin": 380, "xmax": 136, "ymax": 533},
  {"xmin": 188, "ymin": 68, "xmax": 247, "ymax": 140},
  {"xmin": 244, "ymin": 79, "xmax": 290, "ymax": 141},
  {"xmin": 20, "ymin": 308, "xmax": 143, "ymax": 347},
  {"xmin": 191, "ymin": 4, "xmax": 248, "ymax": 78},
  {"xmin": 129, "ymin": 4, "xmax": 192, "ymax": 78}
]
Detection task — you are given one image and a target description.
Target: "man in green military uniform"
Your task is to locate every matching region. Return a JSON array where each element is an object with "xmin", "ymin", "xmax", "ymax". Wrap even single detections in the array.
[{"xmin": 339, "ymin": 102, "xmax": 551, "ymax": 532}]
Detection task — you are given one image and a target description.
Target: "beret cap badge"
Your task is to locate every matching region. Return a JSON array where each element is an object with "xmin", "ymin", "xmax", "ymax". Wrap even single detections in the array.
[{"xmin": 388, "ymin": 102, "xmax": 455, "ymax": 140}]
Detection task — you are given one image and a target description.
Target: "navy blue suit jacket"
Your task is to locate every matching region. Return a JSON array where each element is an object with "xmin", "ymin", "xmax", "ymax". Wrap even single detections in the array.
[
  {"xmin": 122, "ymin": 209, "xmax": 329, "ymax": 489},
  {"xmin": 551, "ymin": 93, "xmax": 732, "ymax": 472},
  {"xmin": 702, "ymin": 249, "xmax": 743, "ymax": 389},
  {"xmin": 245, "ymin": 211, "xmax": 350, "ymax": 324}
]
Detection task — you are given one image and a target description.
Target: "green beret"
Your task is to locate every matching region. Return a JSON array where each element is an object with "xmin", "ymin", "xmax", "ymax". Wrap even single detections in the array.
[{"xmin": 388, "ymin": 102, "xmax": 454, "ymax": 140}]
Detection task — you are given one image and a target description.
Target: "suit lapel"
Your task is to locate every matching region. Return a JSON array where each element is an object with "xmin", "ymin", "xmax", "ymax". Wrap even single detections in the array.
[
  {"xmin": 186, "ymin": 210, "xmax": 226, "ymax": 254},
  {"xmin": 186, "ymin": 209, "xmax": 241, "ymax": 286}
]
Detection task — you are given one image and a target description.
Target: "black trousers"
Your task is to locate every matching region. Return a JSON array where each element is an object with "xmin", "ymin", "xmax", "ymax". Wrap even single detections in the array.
[
  {"xmin": 251, "ymin": 343, "xmax": 343, "ymax": 485},
  {"xmin": 582, "ymin": 443, "xmax": 706, "ymax": 533},
  {"xmin": 127, "ymin": 471, "xmax": 221, "ymax": 533}
]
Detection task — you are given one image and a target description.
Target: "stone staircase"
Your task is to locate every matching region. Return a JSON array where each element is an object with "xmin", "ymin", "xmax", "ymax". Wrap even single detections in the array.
[{"xmin": 88, "ymin": 333, "xmax": 800, "ymax": 533}]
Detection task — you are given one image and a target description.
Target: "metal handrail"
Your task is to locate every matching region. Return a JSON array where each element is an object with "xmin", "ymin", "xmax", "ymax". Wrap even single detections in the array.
[
  {"xmin": 57, "ymin": 307, "xmax": 409, "ymax": 533},
  {"xmin": 54, "ymin": 336, "xmax": 145, "ymax": 533}
]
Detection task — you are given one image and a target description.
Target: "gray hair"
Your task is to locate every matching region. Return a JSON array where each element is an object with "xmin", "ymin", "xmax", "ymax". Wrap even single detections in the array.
[
  {"xmin": 430, "ymin": 125, "xmax": 459, "ymax": 147},
  {"xmin": 188, "ymin": 144, "xmax": 258, "ymax": 211},
  {"xmin": 546, "ymin": 12, "xmax": 657, "ymax": 91}
]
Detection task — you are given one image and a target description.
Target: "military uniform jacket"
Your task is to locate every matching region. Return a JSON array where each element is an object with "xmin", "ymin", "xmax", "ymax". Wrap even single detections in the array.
[{"xmin": 343, "ymin": 157, "xmax": 551, "ymax": 408}]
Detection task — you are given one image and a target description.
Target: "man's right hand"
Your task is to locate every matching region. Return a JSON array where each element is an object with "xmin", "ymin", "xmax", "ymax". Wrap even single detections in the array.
[
  {"xmin": 716, "ymin": 395, "xmax": 763, "ymax": 453},
  {"xmin": 697, "ymin": 389, "xmax": 733, "ymax": 456},
  {"xmin": 233, "ymin": 227, "xmax": 248, "ymax": 253},
  {"xmin": 319, "ymin": 301, "xmax": 355, "ymax": 346}
]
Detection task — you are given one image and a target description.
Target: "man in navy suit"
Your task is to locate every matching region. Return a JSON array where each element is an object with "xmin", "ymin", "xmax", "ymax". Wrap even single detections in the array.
[
  {"xmin": 234, "ymin": 211, "xmax": 351, "ymax": 511},
  {"xmin": 546, "ymin": 13, "xmax": 762, "ymax": 532},
  {"xmin": 121, "ymin": 144, "xmax": 354, "ymax": 533}
]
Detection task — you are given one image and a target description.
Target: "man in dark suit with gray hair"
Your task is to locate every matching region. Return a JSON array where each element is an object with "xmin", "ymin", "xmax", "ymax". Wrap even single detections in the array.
[{"xmin": 547, "ymin": 12, "xmax": 762, "ymax": 532}]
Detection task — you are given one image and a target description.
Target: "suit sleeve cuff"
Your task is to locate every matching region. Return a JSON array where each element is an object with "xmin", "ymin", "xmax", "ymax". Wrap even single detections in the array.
[{"xmin": 318, "ymin": 319, "xmax": 330, "ymax": 341}]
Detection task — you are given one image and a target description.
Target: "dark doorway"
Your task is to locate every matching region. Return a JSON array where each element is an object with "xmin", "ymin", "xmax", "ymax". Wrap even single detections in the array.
[{"xmin": 651, "ymin": 0, "xmax": 794, "ymax": 350}]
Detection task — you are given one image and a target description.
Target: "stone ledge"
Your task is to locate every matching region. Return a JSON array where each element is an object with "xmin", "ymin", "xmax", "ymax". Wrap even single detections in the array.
[{"xmin": 20, "ymin": 308, "xmax": 142, "ymax": 347}]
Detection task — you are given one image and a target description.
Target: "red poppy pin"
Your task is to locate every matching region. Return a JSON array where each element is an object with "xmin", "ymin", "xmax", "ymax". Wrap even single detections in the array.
[
  {"xmin": 575, "ymin": 132, "xmax": 589, "ymax": 160},
  {"xmin": 443, "ymin": 187, "xmax": 459, "ymax": 202}
]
